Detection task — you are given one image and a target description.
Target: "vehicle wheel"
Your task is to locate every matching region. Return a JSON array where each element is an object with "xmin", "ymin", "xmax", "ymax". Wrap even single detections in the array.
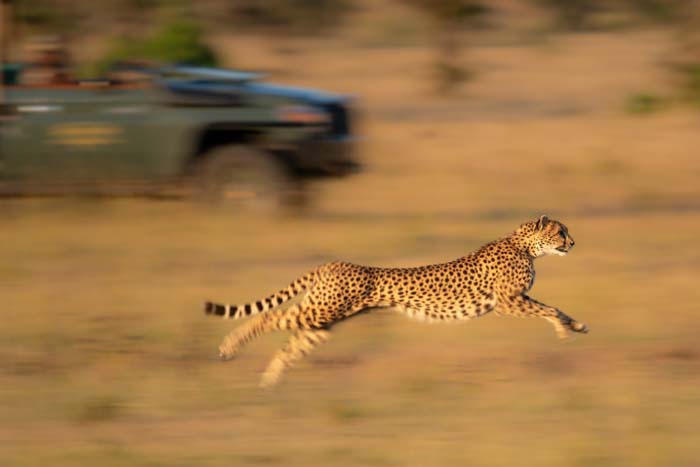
[{"xmin": 189, "ymin": 145, "xmax": 292, "ymax": 210}]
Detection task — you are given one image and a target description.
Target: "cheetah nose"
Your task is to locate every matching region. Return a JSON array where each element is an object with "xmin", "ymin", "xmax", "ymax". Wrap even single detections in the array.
[{"xmin": 570, "ymin": 239, "xmax": 575, "ymax": 247}]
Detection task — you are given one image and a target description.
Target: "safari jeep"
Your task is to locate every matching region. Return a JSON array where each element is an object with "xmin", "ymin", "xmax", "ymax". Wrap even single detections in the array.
[{"xmin": 0, "ymin": 63, "xmax": 358, "ymax": 204}]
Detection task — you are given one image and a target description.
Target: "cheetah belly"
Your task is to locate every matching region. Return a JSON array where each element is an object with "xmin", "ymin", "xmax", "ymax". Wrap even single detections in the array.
[{"xmin": 378, "ymin": 295, "xmax": 496, "ymax": 323}]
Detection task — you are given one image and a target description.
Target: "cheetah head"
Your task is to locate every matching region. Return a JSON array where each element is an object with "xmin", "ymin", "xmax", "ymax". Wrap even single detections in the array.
[{"xmin": 514, "ymin": 215, "xmax": 575, "ymax": 258}]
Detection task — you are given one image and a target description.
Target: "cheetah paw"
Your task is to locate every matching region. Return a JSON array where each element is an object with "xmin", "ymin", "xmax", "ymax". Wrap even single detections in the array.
[
  {"xmin": 218, "ymin": 344, "xmax": 238, "ymax": 361},
  {"xmin": 259, "ymin": 372, "xmax": 281, "ymax": 389}
]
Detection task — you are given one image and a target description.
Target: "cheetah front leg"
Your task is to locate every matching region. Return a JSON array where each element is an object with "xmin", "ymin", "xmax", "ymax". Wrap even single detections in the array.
[
  {"xmin": 259, "ymin": 329, "xmax": 331, "ymax": 388},
  {"xmin": 497, "ymin": 293, "xmax": 588, "ymax": 339}
]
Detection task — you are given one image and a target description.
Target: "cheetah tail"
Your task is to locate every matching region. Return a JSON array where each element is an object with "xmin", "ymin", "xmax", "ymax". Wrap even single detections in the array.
[{"xmin": 203, "ymin": 271, "xmax": 315, "ymax": 319}]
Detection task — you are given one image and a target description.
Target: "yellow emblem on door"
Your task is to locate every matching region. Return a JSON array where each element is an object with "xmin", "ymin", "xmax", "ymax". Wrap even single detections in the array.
[{"xmin": 48, "ymin": 123, "xmax": 124, "ymax": 146}]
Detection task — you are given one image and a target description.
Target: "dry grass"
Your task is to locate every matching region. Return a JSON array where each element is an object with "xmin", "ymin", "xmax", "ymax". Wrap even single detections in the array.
[{"xmin": 2, "ymin": 17, "xmax": 700, "ymax": 467}]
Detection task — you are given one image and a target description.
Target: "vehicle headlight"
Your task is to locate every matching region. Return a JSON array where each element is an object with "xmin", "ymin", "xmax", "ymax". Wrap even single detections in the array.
[{"xmin": 276, "ymin": 105, "xmax": 330, "ymax": 125}]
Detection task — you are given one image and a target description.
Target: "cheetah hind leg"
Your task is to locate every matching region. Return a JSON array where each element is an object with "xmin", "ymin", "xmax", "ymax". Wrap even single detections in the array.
[
  {"xmin": 259, "ymin": 329, "xmax": 331, "ymax": 388},
  {"xmin": 218, "ymin": 307, "xmax": 296, "ymax": 360}
]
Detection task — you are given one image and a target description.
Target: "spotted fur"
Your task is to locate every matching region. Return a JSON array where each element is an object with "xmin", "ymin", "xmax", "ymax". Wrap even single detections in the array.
[{"xmin": 205, "ymin": 215, "xmax": 588, "ymax": 387}]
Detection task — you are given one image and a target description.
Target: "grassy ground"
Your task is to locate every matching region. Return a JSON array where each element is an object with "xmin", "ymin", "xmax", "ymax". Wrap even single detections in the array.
[{"xmin": 2, "ymin": 20, "xmax": 700, "ymax": 467}]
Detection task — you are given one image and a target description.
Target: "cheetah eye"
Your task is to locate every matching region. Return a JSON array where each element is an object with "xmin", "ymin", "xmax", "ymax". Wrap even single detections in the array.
[{"xmin": 558, "ymin": 231, "xmax": 566, "ymax": 239}]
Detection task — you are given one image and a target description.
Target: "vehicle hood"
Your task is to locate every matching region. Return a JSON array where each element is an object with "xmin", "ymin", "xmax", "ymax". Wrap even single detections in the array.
[
  {"xmin": 243, "ymin": 82, "xmax": 349, "ymax": 105},
  {"xmin": 162, "ymin": 78, "xmax": 349, "ymax": 106}
]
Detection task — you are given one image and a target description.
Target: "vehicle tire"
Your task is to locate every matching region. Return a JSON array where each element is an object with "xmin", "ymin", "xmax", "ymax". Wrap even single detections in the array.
[{"xmin": 189, "ymin": 145, "xmax": 292, "ymax": 210}]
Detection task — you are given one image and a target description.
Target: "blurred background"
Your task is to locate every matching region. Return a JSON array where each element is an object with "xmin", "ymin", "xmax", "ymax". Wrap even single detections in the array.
[{"xmin": 2, "ymin": 1, "xmax": 700, "ymax": 466}]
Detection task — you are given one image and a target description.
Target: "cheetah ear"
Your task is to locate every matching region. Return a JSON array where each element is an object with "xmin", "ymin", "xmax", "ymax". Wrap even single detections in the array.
[{"xmin": 536, "ymin": 215, "xmax": 550, "ymax": 230}]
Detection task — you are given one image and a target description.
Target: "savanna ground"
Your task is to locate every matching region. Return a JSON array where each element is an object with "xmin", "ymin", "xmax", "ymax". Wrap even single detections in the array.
[{"xmin": 2, "ymin": 7, "xmax": 700, "ymax": 467}]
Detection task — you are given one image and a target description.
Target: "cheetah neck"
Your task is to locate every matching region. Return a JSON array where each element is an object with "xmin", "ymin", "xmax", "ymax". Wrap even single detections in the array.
[{"xmin": 505, "ymin": 234, "xmax": 539, "ymax": 259}]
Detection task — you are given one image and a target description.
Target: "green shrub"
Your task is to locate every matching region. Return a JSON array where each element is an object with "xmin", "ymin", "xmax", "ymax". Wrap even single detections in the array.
[
  {"xmin": 680, "ymin": 63, "xmax": 700, "ymax": 106},
  {"xmin": 625, "ymin": 93, "xmax": 664, "ymax": 114},
  {"xmin": 145, "ymin": 19, "xmax": 217, "ymax": 65},
  {"xmin": 92, "ymin": 18, "xmax": 217, "ymax": 77},
  {"xmin": 629, "ymin": 0, "xmax": 678, "ymax": 22}
]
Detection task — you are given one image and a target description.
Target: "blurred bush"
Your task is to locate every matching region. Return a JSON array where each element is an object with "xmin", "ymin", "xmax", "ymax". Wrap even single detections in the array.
[
  {"xmin": 10, "ymin": 0, "xmax": 78, "ymax": 31},
  {"xmin": 678, "ymin": 64, "xmax": 700, "ymax": 106},
  {"xmin": 625, "ymin": 92, "xmax": 664, "ymax": 114},
  {"xmin": 144, "ymin": 19, "xmax": 217, "ymax": 65},
  {"xmin": 630, "ymin": 0, "xmax": 681, "ymax": 22},
  {"xmin": 648, "ymin": 1, "xmax": 700, "ymax": 106},
  {"xmin": 535, "ymin": 0, "xmax": 601, "ymax": 31},
  {"xmin": 90, "ymin": 18, "xmax": 218, "ymax": 77},
  {"xmin": 401, "ymin": 0, "xmax": 489, "ymax": 94},
  {"xmin": 230, "ymin": 0, "xmax": 354, "ymax": 35},
  {"xmin": 533, "ymin": 0, "xmax": 687, "ymax": 31},
  {"xmin": 402, "ymin": 0, "xmax": 488, "ymax": 21}
]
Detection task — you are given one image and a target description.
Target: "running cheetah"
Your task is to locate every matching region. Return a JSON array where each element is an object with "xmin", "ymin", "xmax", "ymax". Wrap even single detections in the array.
[{"xmin": 204, "ymin": 215, "xmax": 588, "ymax": 387}]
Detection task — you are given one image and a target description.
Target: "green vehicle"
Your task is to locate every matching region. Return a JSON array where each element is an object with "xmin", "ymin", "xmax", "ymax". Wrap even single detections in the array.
[{"xmin": 0, "ymin": 63, "xmax": 358, "ymax": 202}]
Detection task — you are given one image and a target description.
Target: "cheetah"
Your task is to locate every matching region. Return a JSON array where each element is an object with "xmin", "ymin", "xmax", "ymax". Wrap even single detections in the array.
[{"xmin": 204, "ymin": 215, "xmax": 588, "ymax": 387}]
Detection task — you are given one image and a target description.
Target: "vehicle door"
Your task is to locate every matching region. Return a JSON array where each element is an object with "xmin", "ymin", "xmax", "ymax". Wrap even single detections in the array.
[{"xmin": 0, "ymin": 84, "xmax": 156, "ymax": 183}]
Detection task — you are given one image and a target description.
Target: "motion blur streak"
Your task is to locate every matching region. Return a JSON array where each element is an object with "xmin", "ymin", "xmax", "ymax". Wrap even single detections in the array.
[{"xmin": 2, "ymin": 1, "xmax": 700, "ymax": 466}]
